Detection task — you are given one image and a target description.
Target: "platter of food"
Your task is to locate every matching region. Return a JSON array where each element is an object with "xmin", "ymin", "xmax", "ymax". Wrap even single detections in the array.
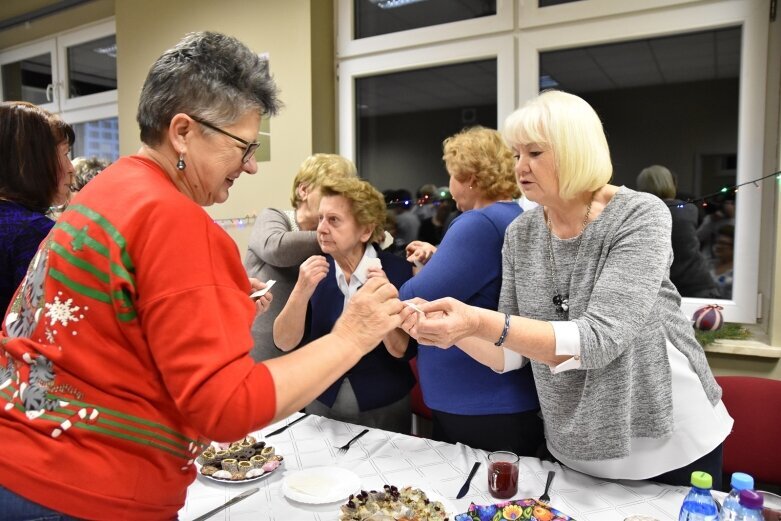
[
  {"xmin": 454, "ymin": 498, "xmax": 575, "ymax": 521},
  {"xmin": 195, "ymin": 435, "xmax": 283, "ymax": 484},
  {"xmin": 338, "ymin": 484, "xmax": 452, "ymax": 520}
]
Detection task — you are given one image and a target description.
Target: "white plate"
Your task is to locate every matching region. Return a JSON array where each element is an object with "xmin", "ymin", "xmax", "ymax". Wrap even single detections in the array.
[
  {"xmin": 282, "ymin": 466, "xmax": 361, "ymax": 504},
  {"xmin": 195, "ymin": 458, "xmax": 283, "ymax": 484}
]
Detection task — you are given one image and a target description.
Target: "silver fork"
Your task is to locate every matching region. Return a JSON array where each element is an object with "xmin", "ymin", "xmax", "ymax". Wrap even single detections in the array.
[{"xmin": 335, "ymin": 428, "xmax": 369, "ymax": 453}]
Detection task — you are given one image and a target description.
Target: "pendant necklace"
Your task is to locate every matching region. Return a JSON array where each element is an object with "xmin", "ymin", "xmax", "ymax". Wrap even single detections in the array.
[{"xmin": 546, "ymin": 194, "xmax": 593, "ymax": 314}]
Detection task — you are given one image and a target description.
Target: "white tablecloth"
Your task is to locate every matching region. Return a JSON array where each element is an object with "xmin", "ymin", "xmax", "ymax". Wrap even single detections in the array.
[{"xmin": 179, "ymin": 412, "xmax": 691, "ymax": 521}]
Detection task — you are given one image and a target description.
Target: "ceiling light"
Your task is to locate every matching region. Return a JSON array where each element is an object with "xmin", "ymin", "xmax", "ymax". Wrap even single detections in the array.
[
  {"xmin": 93, "ymin": 44, "xmax": 117, "ymax": 58},
  {"xmin": 369, "ymin": 0, "xmax": 427, "ymax": 9},
  {"xmin": 539, "ymin": 74, "xmax": 559, "ymax": 89}
]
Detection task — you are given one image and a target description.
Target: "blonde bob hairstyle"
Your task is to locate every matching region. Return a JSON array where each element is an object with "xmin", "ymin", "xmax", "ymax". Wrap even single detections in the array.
[
  {"xmin": 503, "ymin": 90, "xmax": 612, "ymax": 200},
  {"xmin": 442, "ymin": 126, "xmax": 520, "ymax": 201},
  {"xmin": 636, "ymin": 165, "xmax": 676, "ymax": 200},
  {"xmin": 318, "ymin": 176, "xmax": 386, "ymax": 245},
  {"xmin": 290, "ymin": 153, "xmax": 357, "ymax": 207}
]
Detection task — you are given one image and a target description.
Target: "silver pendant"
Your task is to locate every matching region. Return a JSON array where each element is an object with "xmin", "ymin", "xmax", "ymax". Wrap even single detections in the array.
[{"xmin": 553, "ymin": 294, "xmax": 569, "ymax": 313}]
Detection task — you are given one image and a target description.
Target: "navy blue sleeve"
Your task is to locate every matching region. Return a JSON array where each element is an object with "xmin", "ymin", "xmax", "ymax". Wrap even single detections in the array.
[
  {"xmin": 11, "ymin": 217, "xmax": 54, "ymax": 288},
  {"xmin": 399, "ymin": 212, "xmax": 503, "ymax": 302}
]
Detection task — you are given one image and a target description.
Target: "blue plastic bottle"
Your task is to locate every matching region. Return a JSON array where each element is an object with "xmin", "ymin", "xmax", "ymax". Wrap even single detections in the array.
[
  {"xmin": 722, "ymin": 472, "xmax": 755, "ymax": 520},
  {"xmin": 732, "ymin": 489, "xmax": 764, "ymax": 521},
  {"xmin": 678, "ymin": 471, "xmax": 719, "ymax": 521}
]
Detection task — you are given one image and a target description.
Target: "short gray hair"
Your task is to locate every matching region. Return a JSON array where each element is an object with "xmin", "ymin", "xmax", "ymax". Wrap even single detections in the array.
[
  {"xmin": 71, "ymin": 156, "xmax": 109, "ymax": 191},
  {"xmin": 137, "ymin": 31, "xmax": 281, "ymax": 145}
]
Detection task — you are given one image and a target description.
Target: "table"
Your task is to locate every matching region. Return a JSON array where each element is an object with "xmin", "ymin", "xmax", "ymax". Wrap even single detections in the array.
[{"xmin": 179, "ymin": 412, "xmax": 692, "ymax": 521}]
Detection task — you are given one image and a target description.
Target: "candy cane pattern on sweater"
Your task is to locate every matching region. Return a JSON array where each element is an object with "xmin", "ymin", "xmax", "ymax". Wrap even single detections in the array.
[{"xmin": 52, "ymin": 407, "xmax": 99, "ymax": 438}]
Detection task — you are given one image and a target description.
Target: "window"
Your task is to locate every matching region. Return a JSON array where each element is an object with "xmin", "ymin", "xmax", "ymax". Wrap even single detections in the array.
[
  {"xmin": 355, "ymin": 59, "xmax": 498, "ymax": 192},
  {"xmin": 538, "ymin": 27, "xmax": 741, "ymax": 302},
  {"xmin": 0, "ymin": 19, "xmax": 118, "ymax": 163},
  {"xmin": 337, "ymin": 0, "xmax": 772, "ymax": 324},
  {"xmin": 72, "ymin": 117, "xmax": 119, "ymax": 163},
  {"xmin": 338, "ymin": 0, "xmax": 512, "ymax": 58},
  {"xmin": 0, "ymin": 39, "xmax": 57, "ymax": 113},
  {"xmin": 354, "ymin": 0, "xmax": 497, "ymax": 39}
]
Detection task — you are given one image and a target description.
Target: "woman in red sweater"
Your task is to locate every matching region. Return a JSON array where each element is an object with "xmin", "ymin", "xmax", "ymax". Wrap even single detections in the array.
[{"xmin": 0, "ymin": 31, "xmax": 411, "ymax": 520}]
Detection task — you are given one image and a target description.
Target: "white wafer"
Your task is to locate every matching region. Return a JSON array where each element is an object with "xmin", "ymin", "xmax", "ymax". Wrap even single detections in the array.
[{"xmin": 250, "ymin": 279, "xmax": 276, "ymax": 299}]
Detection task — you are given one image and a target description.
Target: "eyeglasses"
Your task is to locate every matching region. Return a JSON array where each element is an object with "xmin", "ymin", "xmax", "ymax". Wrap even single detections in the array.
[{"xmin": 189, "ymin": 115, "xmax": 260, "ymax": 164}]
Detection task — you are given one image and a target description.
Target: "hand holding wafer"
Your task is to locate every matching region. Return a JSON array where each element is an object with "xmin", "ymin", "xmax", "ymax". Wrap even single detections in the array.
[
  {"xmin": 249, "ymin": 278, "xmax": 274, "ymax": 315},
  {"xmin": 250, "ymin": 279, "xmax": 276, "ymax": 299},
  {"xmin": 364, "ymin": 258, "xmax": 386, "ymax": 280}
]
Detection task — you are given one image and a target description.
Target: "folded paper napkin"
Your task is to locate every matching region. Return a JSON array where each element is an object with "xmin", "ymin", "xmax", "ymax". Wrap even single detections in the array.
[
  {"xmin": 285, "ymin": 472, "xmax": 338, "ymax": 497},
  {"xmin": 455, "ymin": 498, "xmax": 575, "ymax": 521}
]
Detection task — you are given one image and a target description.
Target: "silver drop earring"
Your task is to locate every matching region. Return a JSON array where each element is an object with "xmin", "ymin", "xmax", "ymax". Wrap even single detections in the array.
[{"xmin": 176, "ymin": 154, "xmax": 186, "ymax": 171}]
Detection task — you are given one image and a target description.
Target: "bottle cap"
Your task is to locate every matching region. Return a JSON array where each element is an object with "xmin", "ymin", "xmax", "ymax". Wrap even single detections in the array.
[
  {"xmin": 730, "ymin": 472, "xmax": 754, "ymax": 491},
  {"xmin": 739, "ymin": 490, "xmax": 763, "ymax": 509},
  {"xmin": 690, "ymin": 471, "xmax": 713, "ymax": 489}
]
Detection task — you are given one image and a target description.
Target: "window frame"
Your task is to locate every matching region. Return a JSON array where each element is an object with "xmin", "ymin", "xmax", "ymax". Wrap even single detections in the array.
[
  {"xmin": 337, "ymin": 0, "xmax": 514, "ymax": 58},
  {"xmin": 517, "ymin": 0, "xmax": 768, "ymax": 323},
  {"xmin": 0, "ymin": 38, "xmax": 58, "ymax": 113},
  {"xmin": 338, "ymin": 34, "xmax": 515, "ymax": 160},
  {"xmin": 0, "ymin": 18, "xmax": 118, "ymax": 163},
  {"xmin": 337, "ymin": 0, "xmax": 771, "ymax": 325},
  {"xmin": 0, "ymin": 18, "xmax": 117, "ymax": 120},
  {"xmin": 518, "ymin": 0, "xmax": 702, "ymax": 29},
  {"xmin": 56, "ymin": 18, "xmax": 117, "ymax": 114}
]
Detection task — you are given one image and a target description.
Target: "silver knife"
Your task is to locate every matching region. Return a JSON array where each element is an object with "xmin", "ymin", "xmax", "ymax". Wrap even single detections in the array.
[
  {"xmin": 192, "ymin": 487, "xmax": 259, "ymax": 521},
  {"xmin": 456, "ymin": 461, "xmax": 481, "ymax": 499}
]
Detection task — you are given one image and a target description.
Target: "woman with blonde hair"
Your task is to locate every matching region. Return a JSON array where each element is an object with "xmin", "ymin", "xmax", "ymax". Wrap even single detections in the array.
[
  {"xmin": 245, "ymin": 153, "xmax": 356, "ymax": 361},
  {"xmin": 274, "ymin": 176, "xmax": 415, "ymax": 433},
  {"xmin": 401, "ymin": 126, "xmax": 542, "ymax": 455},
  {"xmin": 404, "ymin": 91, "xmax": 731, "ymax": 487}
]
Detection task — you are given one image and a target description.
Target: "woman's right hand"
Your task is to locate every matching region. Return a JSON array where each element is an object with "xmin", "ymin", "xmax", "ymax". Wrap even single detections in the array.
[
  {"xmin": 412, "ymin": 297, "xmax": 481, "ymax": 348},
  {"xmin": 405, "ymin": 241, "xmax": 436, "ymax": 266},
  {"xmin": 296, "ymin": 255, "xmax": 329, "ymax": 296},
  {"xmin": 333, "ymin": 277, "xmax": 405, "ymax": 355}
]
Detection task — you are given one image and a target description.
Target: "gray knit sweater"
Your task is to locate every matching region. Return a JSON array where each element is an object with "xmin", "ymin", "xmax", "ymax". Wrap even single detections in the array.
[
  {"xmin": 500, "ymin": 187, "xmax": 721, "ymax": 461},
  {"xmin": 243, "ymin": 208, "xmax": 321, "ymax": 361}
]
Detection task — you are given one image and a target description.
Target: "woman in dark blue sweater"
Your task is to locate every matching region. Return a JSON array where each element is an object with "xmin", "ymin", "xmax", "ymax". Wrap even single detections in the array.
[
  {"xmin": 274, "ymin": 176, "xmax": 416, "ymax": 434},
  {"xmin": 0, "ymin": 102, "xmax": 75, "ymax": 315},
  {"xmin": 400, "ymin": 127, "xmax": 542, "ymax": 456}
]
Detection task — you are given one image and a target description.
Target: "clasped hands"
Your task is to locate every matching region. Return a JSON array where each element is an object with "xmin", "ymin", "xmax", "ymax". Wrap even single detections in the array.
[{"xmin": 399, "ymin": 296, "xmax": 479, "ymax": 349}]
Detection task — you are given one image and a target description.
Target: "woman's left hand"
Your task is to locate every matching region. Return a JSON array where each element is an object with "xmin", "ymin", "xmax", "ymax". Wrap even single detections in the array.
[
  {"xmin": 249, "ymin": 278, "xmax": 273, "ymax": 315},
  {"xmin": 405, "ymin": 241, "xmax": 436, "ymax": 266}
]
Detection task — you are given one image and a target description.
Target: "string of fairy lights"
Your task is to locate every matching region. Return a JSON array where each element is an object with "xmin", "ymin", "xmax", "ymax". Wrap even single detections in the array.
[
  {"xmin": 214, "ymin": 212, "xmax": 257, "ymax": 229},
  {"xmin": 214, "ymin": 171, "xmax": 781, "ymax": 228},
  {"xmin": 666, "ymin": 170, "xmax": 781, "ymax": 209}
]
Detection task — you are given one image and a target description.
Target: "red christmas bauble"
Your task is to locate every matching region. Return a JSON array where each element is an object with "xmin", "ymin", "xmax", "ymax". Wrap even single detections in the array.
[{"xmin": 692, "ymin": 304, "xmax": 724, "ymax": 331}]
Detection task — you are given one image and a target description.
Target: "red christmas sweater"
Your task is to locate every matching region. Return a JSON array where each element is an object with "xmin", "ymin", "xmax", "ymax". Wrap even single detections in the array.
[{"xmin": 0, "ymin": 156, "xmax": 276, "ymax": 520}]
